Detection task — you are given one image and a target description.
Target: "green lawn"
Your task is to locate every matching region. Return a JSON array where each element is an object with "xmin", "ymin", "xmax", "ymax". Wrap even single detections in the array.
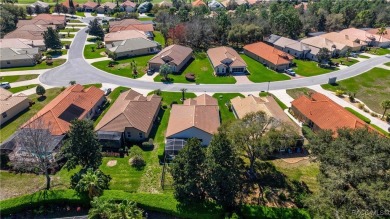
[
  {"xmin": 0, "ymin": 88, "xmax": 63, "ymax": 143},
  {"xmin": 0, "ymin": 74, "xmax": 39, "ymax": 83},
  {"xmin": 139, "ymin": 17, "xmax": 154, "ymax": 21},
  {"xmin": 75, "ymin": 11, "xmax": 86, "ymax": 17},
  {"xmin": 321, "ymin": 68, "xmax": 390, "ymax": 113},
  {"xmin": 286, "ymin": 88, "xmax": 316, "ymax": 99},
  {"xmin": 44, "ymin": 49, "xmax": 68, "ymax": 56},
  {"xmin": 9, "ymin": 84, "xmax": 38, "ymax": 93},
  {"xmin": 242, "ymin": 55, "xmax": 290, "ymax": 83},
  {"xmin": 212, "ymin": 93, "xmax": 244, "ymax": 123},
  {"xmin": 332, "ymin": 57, "xmax": 359, "ymax": 66},
  {"xmin": 0, "ymin": 59, "xmax": 66, "ymax": 72},
  {"xmin": 60, "ymin": 34, "xmax": 75, "ymax": 39},
  {"xmin": 60, "ymin": 28, "xmax": 81, "ymax": 32},
  {"xmin": 153, "ymin": 31, "xmax": 165, "ymax": 47},
  {"xmin": 92, "ymin": 55, "xmax": 154, "ymax": 79},
  {"xmin": 292, "ymin": 60, "xmax": 338, "ymax": 77},
  {"xmin": 366, "ymin": 47, "xmax": 390, "ymax": 55},
  {"xmin": 154, "ymin": 53, "xmax": 236, "ymax": 84},
  {"xmin": 345, "ymin": 107, "xmax": 371, "ymax": 124},
  {"xmin": 84, "ymin": 44, "xmax": 106, "ymax": 59},
  {"xmin": 384, "ymin": 62, "xmax": 390, "ymax": 67},
  {"xmin": 69, "ymin": 19, "xmax": 82, "ymax": 23},
  {"xmin": 358, "ymin": 54, "xmax": 370, "ymax": 59}
]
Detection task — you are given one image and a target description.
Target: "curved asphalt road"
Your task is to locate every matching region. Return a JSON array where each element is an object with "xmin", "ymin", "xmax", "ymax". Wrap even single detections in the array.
[{"xmin": 39, "ymin": 22, "xmax": 390, "ymax": 93}]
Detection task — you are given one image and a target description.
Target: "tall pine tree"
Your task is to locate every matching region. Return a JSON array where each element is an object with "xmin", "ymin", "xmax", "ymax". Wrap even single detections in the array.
[
  {"xmin": 42, "ymin": 27, "xmax": 62, "ymax": 50},
  {"xmin": 88, "ymin": 18, "xmax": 105, "ymax": 40}
]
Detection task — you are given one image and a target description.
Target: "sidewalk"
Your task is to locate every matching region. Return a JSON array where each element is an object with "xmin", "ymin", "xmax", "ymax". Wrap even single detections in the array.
[
  {"xmin": 85, "ymin": 57, "xmax": 110, "ymax": 64},
  {"xmin": 14, "ymin": 84, "xmax": 54, "ymax": 96},
  {"xmin": 10, "ymin": 78, "xmax": 40, "ymax": 87},
  {"xmin": 0, "ymin": 69, "xmax": 48, "ymax": 76},
  {"xmin": 270, "ymin": 89, "xmax": 295, "ymax": 107}
]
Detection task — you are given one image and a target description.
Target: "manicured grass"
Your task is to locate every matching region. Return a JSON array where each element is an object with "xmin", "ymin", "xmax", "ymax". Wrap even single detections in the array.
[
  {"xmin": 92, "ymin": 55, "xmax": 154, "ymax": 79},
  {"xmin": 84, "ymin": 83, "xmax": 102, "ymax": 88},
  {"xmin": 60, "ymin": 33, "xmax": 75, "ymax": 38},
  {"xmin": 139, "ymin": 17, "xmax": 154, "ymax": 21},
  {"xmin": 292, "ymin": 60, "xmax": 338, "ymax": 77},
  {"xmin": 385, "ymin": 62, "xmax": 390, "ymax": 67},
  {"xmin": 9, "ymin": 84, "xmax": 38, "ymax": 93},
  {"xmin": 272, "ymin": 94, "xmax": 288, "ymax": 110},
  {"xmin": 153, "ymin": 31, "xmax": 165, "ymax": 47},
  {"xmin": 60, "ymin": 28, "xmax": 81, "ymax": 32},
  {"xmin": 154, "ymin": 53, "xmax": 236, "ymax": 84},
  {"xmin": 286, "ymin": 88, "xmax": 316, "ymax": 99},
  {"xmin": 94, "ymin": 86, "xmax": 129, "ymax": 126},
  {"xmin": 321, "ymin": 67, "xmax": 390, "ymax": 113},
  {"xmin": 370, "ymin": 124, "xmax": 390, "ymax": 136},
  {"xmin": 242, "ymin": 55, "xmax": 290, "ymax": 83},
  {"xmin": 44, "ymin": 49, "xmax": 68, "ymax": 56},
  {"xmin": 272, "ymin": 159, "xmax": 320, "ymax": 193},
  {"xmin": 0, "ymin": 74, "xmax": 39, "ymax": 83},
  {"xmin": 69, "ymin": 19, "xmax": 82, "ymax": 23},
  {"xmin": 0, "ymin": 59, "xmax": 66, "ymax": 72},
  {"xmin": 0, "ymin": 88, "xmax": 63, "ymax": 143},
  {"xmin": 366, "ymin": 47, "xmax": 390, "ymax": 55},
  {"xmin": 75, "ymin": 11, "xmax": 86, "ymax": 17},
  {"xmin": 345, "ymin": 107, "xmax": 371, "ymax": 124},
  {"xmin": 83, "ymin": 44, "xmax": 106, "ymax": 59},
  {"xmin": 332, "ymin": 57, "xmax": 359, "ymax": 66},
  {"xmin": 212, "ymin": 93, "xmax": 244, "ymax": 123},
  {"xmin": 358, "ymin": 54, "xmax": 370, "ymax": 59}
]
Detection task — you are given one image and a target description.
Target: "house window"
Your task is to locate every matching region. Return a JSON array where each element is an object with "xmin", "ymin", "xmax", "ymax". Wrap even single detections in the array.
[
  {"xmin": 139, "ymin": 132, "xmax": 143, "ymax": 139},
  {"xmin": 6, "ymin": 61, "xmax": 10, "ymax": 64},
  {"xmin": 127, "ymin": 132, "xmax": 131, "ymax": 138},
  {"xmin": 2, "ymin": 112, "xmax": 7, "ymax": 118}
]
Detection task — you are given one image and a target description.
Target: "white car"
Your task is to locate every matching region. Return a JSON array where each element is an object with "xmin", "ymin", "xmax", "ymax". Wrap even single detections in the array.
[{"xmin": 284, "ymin": 69, "xmax": 296, "ymax": 76}]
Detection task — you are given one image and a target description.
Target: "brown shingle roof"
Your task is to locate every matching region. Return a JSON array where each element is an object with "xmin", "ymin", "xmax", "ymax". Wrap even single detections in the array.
[
  {"xmin": 207, "ymin": 46, "xmax": 247, "ymax": 68},
  {"xmin": 104, "ymin": 30, "xmax": 148, "ymax": 43},
  {"xmin": 62, "ymin": 0, "xmax": 78, "ymax": 8},
  {"xmin": 17, "ymin": 19, "xmax": 63, "ymax": 27},
  {"xmin": 23, "ymin": 84, "xmax": 104, "ymax": 136},
  {"xmin": 243, "ymin": 42, "xmax": 293, "ymax": 66},
  {"xmin": 110, "ymin": 24, "xmax": 154, "ymax": 32},
  {"xmin": 83, "ymin": 1, "xmax": 98, "ymax": 8},
  {"xmin": 367, "ymin": 28, "xmax": 390, "ymax": 40},
  {"xmin": 0, "ymin": 88, "xmax": 29, "ymax": 115},
  {"xmin": 33, "ymin": 14, "xmax": 66, "ymax": 22},
  {"xmin": 149, "ymin": 44, "xmax": 193, "ymax": 66},
  {"xmin": 121, "ymin": 0, "xmax": 136, "ymax": 7},
  {"xmin": 95, "ymin": 90, "xmax": 161, "ymax": 133},
  {"xmin": 0, "ymin": 38, "xmax": 32, "ymax": 49},
  {"xmin": 166, "ymin": 94, "xmax": 220, "ymax": 137}
]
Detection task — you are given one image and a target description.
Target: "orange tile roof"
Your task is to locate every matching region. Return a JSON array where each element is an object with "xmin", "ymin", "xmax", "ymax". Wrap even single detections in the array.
[
  {"xmin": 62, "ymin": 0, "xmax": 78, "ymax": 8},
  {"xmin": 23, "ymin": 84, "xmax": 104, "ymax": 135},
  {"xmin": 192, "ymin": 0, "xmax": 206, "ymax": 7},
  {"xmin": 291, "ymin": 93, "xmax": 377, "ymax": 135},
  {"xmin": 83, "ymin": 1, "xmax": 98, "ymax": 8},
  {"xmin": 243, "ymin": 42, "xmax": 293, "ymax": 66}
]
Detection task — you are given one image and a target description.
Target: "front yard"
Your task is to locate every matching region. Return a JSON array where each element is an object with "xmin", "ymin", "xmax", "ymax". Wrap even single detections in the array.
[
  {"xmin": 212, "ymin": 93, "xmax": 244, "ymax": 123},
  {"xmin": 292, "ymin": 60, "xmax": 338, "ymax": 77},
  {"xmin": 241, "ymin": 55, "xmax": 290, "ymax": 83},
  {"xmin": 0, "ymin": 59, "xmax": 66, "ymax": 72},
  {"xmin": 84, "ymin": 44, "xmax": 106, "ymax": 59},
  {"xmin": 332, "ymin": 57, "xmax": 359, "ymax": 66},
  {"xmin": 9, "ymin": 84, "xmax": 38, "ymax": 93},
  {"xmin": 366, "ymin": 47, "xmax": 390, "ymax": 55},
  {"xmin": 92, "ymin": 55, "xmax": 154, "ymax": 79},
  {"xmin": 154, "ymin": 53, "xmax": 236, "ymax": 84},
  {"xmin": 0, "ymin": 74, "xmax": 39, "ymax": 83},
  {"xmin": 321, "ymin": 67, "xmax": 390, "ymax": 113}
]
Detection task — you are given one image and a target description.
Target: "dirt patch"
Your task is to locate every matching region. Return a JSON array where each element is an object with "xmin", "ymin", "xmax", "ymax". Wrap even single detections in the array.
[
  {"xmin": 99, "ymin": 51, "xmax": 107, "ymax": 56},
  {"xmin": 106, "ymin": 160, "xmax": 117, "ymax": 167}
]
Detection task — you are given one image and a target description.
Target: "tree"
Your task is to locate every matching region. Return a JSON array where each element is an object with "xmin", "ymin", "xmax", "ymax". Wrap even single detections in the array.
[
  {"xmin": 159, "ymin": 63, "xmax": 172, "ymax": 81},
  {"xmin": 316, "ymin": 48, "xmax": 331, "ymax": 65},
  {"xmin": 130, "ymin": 60, "xmax": 137, "ymax": 77},
  {"xmin": 171, "ymin": 138, "xmax": 206, "ymax": 204},
  {"xmin": 72, "ymin": 168, "xmax": 111, "ymax": 199},
  {"xmin": 88, "ymin": 18, "xmax": 105, "ymax": 40},
  {"xmin": 180, "ymin": 88, "xmax": 187, "ymax": 102},
  {"xmin": 36, "ymin": 85, "xmax": 46, "ymax": 97},
  {"xmin": 26, "ymin": 6, "xmax": 33, "ymax": 16},
  {"xmin": 305, "ymin": 128, "xmax": 390, "ymax": 218},
  {"xmin": 42, "ymin": 27, "xmax": 62, "ymax": 50},
  {"xmin": 325, "ymin": 13, "xmax": 345, "ymax": 31},
  {"xmin": 204, "ymin": 133, "xmax": 243, "ymax": 210},
  {"xmin": 34, "ymin": 4, "xmax": 41, "ymax": 14},
  {"xmin": 13, "ymin": 119, "xmax": 57, "ymax": 190},
  {"xmin": 89, "ymin": 198, "xmax": 143, "ymax": 219},
  {"xmin": 69, "ymin": 80, "xmax": 76, "ymax": 85},
  {"xmin": 380, "ymin": 100, "xmax": 390, "ymax": 119},
  {"xmin": 62, "ymin": 119, "xmax": 103, "ymax": 170},
  {"xmin": 377, "ymin": 26, "xmax": 388, "ymax": 45}
]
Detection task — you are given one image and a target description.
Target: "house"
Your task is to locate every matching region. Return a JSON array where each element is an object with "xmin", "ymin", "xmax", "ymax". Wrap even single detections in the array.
[
  {"xmin": 166, "ymin": 94, "xmax": 220, "ymax": 146},
  {"xmin": 0, "ymin": 38, "xmax": 45, "ymax": 50},
  {"xmin": 22, "ymin": 84, "xmax": 105, "ymax": 136},
  {"xmin": 272, "ymin": 37, "xmax": 311, "ymax": 59},
  {"xmin": 95, "ymin": 90, "xmax": 161, "ymax": 148},
  {"xmin": 83, "ymin": 1, "xmax": 99, "ymax": 12},
  {"xmin": 291, "ymin": 92, "xmax": 377, "ymax": 136},
  {"xmin": 208, "ymin": 0, "xmax": 224, "ymax": 11},
  {"xmin": 207, "ymin": 46, "xmax": 247, "ymax": 75},
  {"xmin": 265, "ymin": 34, "xmax": 281, "ymax": 45},
  {"xmin": 0, "ymin": 88, "xmax": 30, "ymax": 125},
  {"xmin": 121, "ymin": 0, "xmax": 137, "ymax": 12},
  {"xmin": 96, "ymin": 2, "xmax": 116, "ymax": 14},
  {"xmin": 138, "ymin": 2, "xmax": 152, "ymax": 13},
  {"xmin": 367, "ymin": 28, "xmax": 390, "ymax": 44},
  {"xmin": 319, "ymin": 32, "xmax": 364, "ymax": 51},
  {"xmin": 243, "ymin": 42, "xmax": 293, "ymax": 71},
  {"xmin": 18, "ymin": 14, "xmax": 66, "ymax": 28},
  {"xmin": 341, "ymin": 28, "xmax": 390, "ymax": 48},
  {"xmin": 4, "ymin": 24, "xmax": 57, "ymax": 41},
  {"xmin": 192, "ymin": 0, "xmax": 207, "ymax": 7},
  {"xmin": 221, "ymin": 0, "xmax": 247, "ymax": 7},
  {"xmin": 0, "ymin": 47, "xmax": 40, "ymax": 69},
  {"xmin": 301, "ymin": 36, "xmax": 349, "ymax": 56},
  {"xmin": 62, "ymin": 0, "xmax": 78, "ymax": 10},
  {"xmin": 158, "ymin": 0, "xmax": 172, "ymax": 8},
  {"xmin": 104, "ymin": 30, "xmax": 148, "ymax": 44},
  {"xmin": 106, "ymin": 37, "xmax": 160, "ymax": 58},
  {"xmin": 27, "ymin": 1, "xmax": 50, "ymax": 13},
  {"xmin": 109, "ymin": 19, "xmax": 154, "ymax": 38},
  {"xmin": 148, "ymin": 44, "xmax": 193, "ymax": 73}
]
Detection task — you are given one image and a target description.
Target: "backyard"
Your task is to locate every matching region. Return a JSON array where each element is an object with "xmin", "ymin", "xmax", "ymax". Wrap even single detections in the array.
[
  {"xmin": 212, "ymin": 93, "xmax": 243, "ymax": 123},
  {"xmin": 241, "ymin": 55, "xmax": 290, "ymax": 83},
  {"xmin": 292, "ymin": 60, "xmax": 338, "ymax": 77},
  {"xmin": 321, "ymin": 67, "xmax": 390, "ymax": 113},
  {"xmin": 92, "ymin": 55, "xmax": 154, "ymax": 79},
  {"xmin": 0, "ymin": 59, "xmax": 66, "ymax": 72},
  {"xmin": 84, "ymin": 44, "xmax": 106, "ymax": 59},
  {"xmin": 0, "ymin": 74, "xmax": 39, "ymax": 83},
  {"xmin": 154, "ymin": 53, "xmax": 236, "ymax": 84}
]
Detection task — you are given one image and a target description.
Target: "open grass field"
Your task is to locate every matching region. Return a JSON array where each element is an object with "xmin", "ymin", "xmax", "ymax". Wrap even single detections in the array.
[
  {"xmin": 154, "ymin": 53, "xmax": 236, "ymax": 84},
  {"xmin": 212, "ymin": 93, "xmax": 244, "ymax": 123},
  {"xmin": 9, "ymin": 84, "xmax": 38, "ymax": 93},
  {"xmin": 242, "ymin": 55, "xmax": 290, "ymax": 83},
  {"xmin": 153, "ymin": 31, "xmax": 165, "ymax": 47},
  {"xmin": 332, "ymin": 57, "xmax": 359, "ymax": 66},
  {"xmin": 366, "ymin": 47, "xmax": 390, "ymax": 55},
  {"xmin": 292, "ymin": 60, "xmax": 338, "ymax": 77},
  {"xmin": 92, "ymin": 55, "xmax": 154, "ymax": 79},
  {"xmin": 0, "ymin": 59, "xmax": 66, "ymax": 72},
  {"xmin": 321, "ymin": 67, "xmax": 390, "ymax": 113},
  {"xmin": 286, "ymin": 88, "xmax": 316, "ymax": 99},
  {"xmin": 83, "ymin": 44, "xmax": 106, "ymax": 59},
  {"xmin": 0, "ymin": 87, "xmax": 63, "ymax": 142},
  {"xmin": 0, "ymin": 74, "xmax": 39, "ymax": 83}
]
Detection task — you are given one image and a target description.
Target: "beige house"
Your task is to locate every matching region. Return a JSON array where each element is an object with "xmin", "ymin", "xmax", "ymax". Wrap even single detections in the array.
[
  {"xmin": 83, "ymin": 1, "xmax": 99, "ymax": 12},
  {"xmin": 106, "ymin": 38, "xmax": 160, "ymax": 58},
  {"xmin": 300, "ymin": 36, "xmax": 349, "ymax": 56},
  {"xmin": 166, "ymin": 94, "xmax": 220, "ymax": 145},
  {"xmin": 319, "ymin": 32, "xmax": 364, "ymax": 51},
  {"xmin": 342, "ymin": 28, "xmax": 390, "ymax": 48},
  {"xmin": 148, "ymin": 44, "xmax": 193, "ymax": 73},
  {"xmin": 95, "ymin": 90, "xmax": 161, "ymax": 148},
  {"xmin": 0, "ymin": 47, "xmax": 40, "ymax": 69},
  {"xmin": 207, "ymin": 46, "xmax": 247, "ymax": 75},
  {"xmin": 0, "ymin": 88, "xmax": 30, "ymax": 125},
  {"xmin": 96, "ymin": 2, "xmax": 116, "ymax": 14}
]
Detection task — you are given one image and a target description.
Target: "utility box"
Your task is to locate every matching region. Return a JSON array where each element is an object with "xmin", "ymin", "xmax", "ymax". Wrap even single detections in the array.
[{"xmin": 328, "ymin": 77, "xmax": 337, "ymax": 85}]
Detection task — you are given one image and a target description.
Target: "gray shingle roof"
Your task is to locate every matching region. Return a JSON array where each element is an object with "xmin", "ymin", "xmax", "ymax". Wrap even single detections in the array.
[
  {"xmin": 0, "ymin": 47, "xmax": 39, "ymax": 61},
  {"xmin": 106, "ymin": 37, "xmax": 160, "ymax": 53}
]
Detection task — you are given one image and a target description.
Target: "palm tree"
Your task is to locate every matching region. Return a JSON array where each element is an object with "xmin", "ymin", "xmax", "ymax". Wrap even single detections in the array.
[
  {"xmin": 114, "ymin": 200, "xmax": 143, "ymax": 219},
  {"xmin": 89, "ymin": 197, "xmax": 115, "ymax": 219},
  {"xmin": 376, "ymin": 26, "xmax": 388, "ymax": 46},
  {"xmin": 74, "ymin": 169, "xmax": 110, "ymax": 199},
  {"xmin": 381, "ymin": 100, "xmax": 390, "ymax": 119},
  {"xmin": 180, "ymin": 88, "xmax": 187, "ymax": 102}
]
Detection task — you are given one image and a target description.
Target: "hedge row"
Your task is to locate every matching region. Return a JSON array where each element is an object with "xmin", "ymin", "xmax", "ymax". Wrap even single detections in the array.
[
  {"xmin": 0, "ymin": 190, "xmax": 311, "ymax": 219},
  {"xmin": 345, "ymin": 107, "xmax": 371, "ymax": 124}
]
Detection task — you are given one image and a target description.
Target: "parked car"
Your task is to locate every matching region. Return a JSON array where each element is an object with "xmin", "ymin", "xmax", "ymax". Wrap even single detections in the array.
[
  {"xmin": 284, "ymin": 69, "xmax": 296, "ymax": 76},
  {"xmin": 104, "ymin": 88, "xmax": 112, "ymax": 96},
  {"xmin": 0, "ymin": 82, "xmax": 11, "ymax": 89},
  {"xmin": 147, "ymin": 69, "xmax": 154, "ymax": 75},
  {"xmin": 350, "ymin": 52, "xmax": 358, "ymax": 58}
]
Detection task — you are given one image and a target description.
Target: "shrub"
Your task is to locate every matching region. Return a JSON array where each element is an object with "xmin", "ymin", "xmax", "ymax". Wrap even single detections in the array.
[
  {"xmin": 130, "ymin": 155, "xmax": 146, "ymax": 170},
  {"xmin": 363, "ymin": 108, "xmax": 370, "ymax": 113},
  {"xmin": 302, "ymin": 125, "xmax": 315, "ymax": 141},
  {"xmin": 185, "ymin": 73, "xmax": 196, "ymax": 81},
  {"xmin": 129, "ymin": 145, "xmax": 143, "ymax": 158},
  {"xmin": 348, "ymin": 92, "xmax": 356, "ymax": 102},
  {"xmin": 370, "ymin": 112, "xmax": 377, "ymax": 117},
  {"xmin": 142, "ymin": 138, "xmax": 154, "ymax": 148},
  {"xmin": 335, "ymin": 90, "xmax": 345, "ymax": 97},
  {"xmin": 358, "ymin": 103, "xmax": 365, "ymax": 109}
]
